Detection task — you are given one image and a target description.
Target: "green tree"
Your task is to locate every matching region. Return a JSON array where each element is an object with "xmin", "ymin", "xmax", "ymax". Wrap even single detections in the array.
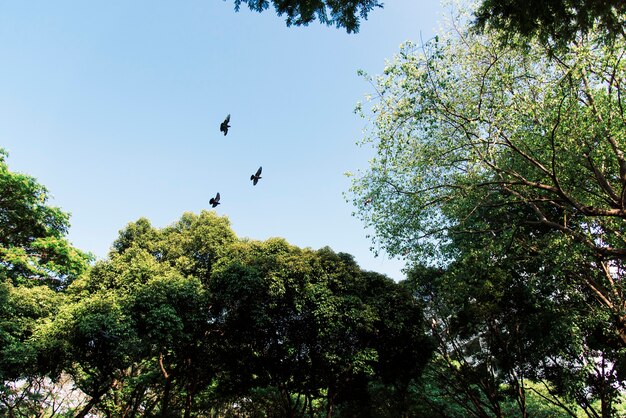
[
  {"xmin": 404, "ymin": 254, "xmax": 606, "ymax": 417},
  {"xmin": 54, "ymin": 212, "xmax": 236, "ymax": 417},
  {"xmin": 0, "ymin": 150, "xmax": 90, "ymax": 415},
  {"xmin": 349, "ymin": 3, "xmax": 626, "ymax": 345},
  {"xmin": 332, "ymin": 269, "xmax": 433, "ymax": 418},
  {"xmin": 209, "ymin": 240, "xmax": 433, "ymax": 417},
  {"xmin": 14, "ymin": 205, "xmax": 431, "ymax": 416},
  {"xmin": 208, "ymin": 238, "xmax": 320, "ymax": 416},
  {"xmin": 36, "ymin": 291, "xmax": 141, "ymax": 418},
  {"xmin": 349, "ymin": 4, "xmax": 626, "ymax": 416},
  {"xmin": 0, "ymin": 149, "xmax": 89, "ymax": 289},
  {"xmin": 231, "ymin": 0, "xmax": 382, "ymax": 33},
  {"xmin": 474, "ymin": 0, "xmax": 625, "ymax": 47}
]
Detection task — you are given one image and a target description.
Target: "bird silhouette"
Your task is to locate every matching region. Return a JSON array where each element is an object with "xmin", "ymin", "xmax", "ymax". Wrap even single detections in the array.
[
  {"xmin": 250, "ymin": 166, "xmax": 262, "ymax": 185},
  {"xmin": 209, "ymin": 192, "xmax": 221, "ymax": 208},
  {"xmin": 220, "ymin": 114, "xmax": 231, "ymax": 136}
]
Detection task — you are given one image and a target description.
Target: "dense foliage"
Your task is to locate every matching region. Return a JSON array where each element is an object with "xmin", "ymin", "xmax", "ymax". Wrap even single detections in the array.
[
  {"xmin": 0, "ymin": 149, "xmax": 91, "ymax": 415},
  {"xmin": 474, "ymin": 0, "xmax": 625, "ymax": 47},
  {"xmin": 0, "ymin": 152, "xmax": 433, "ymax": 416},
  {"xmin": 231, "ymin": 0, "xmax": 382, "ymax": 33},
  {"xmin": 349, "ymin": 1, "xmax": 626, "ymax": 417}
]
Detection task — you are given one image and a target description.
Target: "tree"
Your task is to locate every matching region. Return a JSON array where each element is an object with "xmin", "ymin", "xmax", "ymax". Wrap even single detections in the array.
[
  {"xmin": 349, "ymin": 4, "xmax": 626, "ymax": 347},
  {"xmin": 334, "ymin": 269, "xmax": 434, "ymax": 417},
  {"xmin": 0, "ymin": 149, "xmax": 89, "ymax": 289},
  {"xmin": 0, "ymin": 149, "xmax": 90, "ymax": 414},
  {"xmin": 208, "ymin": 240, "xmax": 433, "ymax": 417},
  {"xmin": 7, "ymin": 202, "xmax": 431, "ymax": 416},
  {"xmin": 231, "ymin": 0, "xmax": 382, "ymax": 33},
  {"xmin": 36, "ymin": 291, "xmax": 142, "ymax": 418},
  {"xmin": 50, "ymin": 212, "xmax": 236, "ymax": 417},
  {"xmin": 208, "ymin": 238, "xmax": 320, "ymax": 416},
  {"xmin": 474, "ymin": 0, "xmax": 625, "ymax": 47},
  {"xmin": 404, "ymin": 243, "xmax": 618, "ymax": 417}
]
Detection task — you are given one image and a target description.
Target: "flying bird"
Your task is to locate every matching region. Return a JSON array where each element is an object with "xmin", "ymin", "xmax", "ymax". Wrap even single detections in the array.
[
  {"xmin": 220, "ymin": 114, "xmax": 231, "ymax": 136},
  {"xmin": 250, "ymin": 166, "xmax": 262, "ymax": 185},
  {"xmin": 209, "ymin": 192, "xmax": 221, "ymax": 208}
]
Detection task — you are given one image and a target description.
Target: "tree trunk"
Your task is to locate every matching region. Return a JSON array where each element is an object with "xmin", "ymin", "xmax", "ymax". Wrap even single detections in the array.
[
  {"xmin": 601, "ymin": 354, "xmax": 611, "ymax": 418},
  {"xmin": 307, "ymin": 394, "xmax": 315, "ymax": 417},
  {"xmin": 183, "ymin": 385, "xmax": 194, "ymax": 418},
  {"xmin": 326, "ymin": 388, "xmax": 335, "ymax": 418},
  {"xmin": 616, "ymin": 316, "xmax": 626, "ymax": 347},
  {"xmin": 74, "ymin": 384, "xmax": 111, "ymax": 418},
  {"xmin": 160, "ymin": 378, "xmax": 171, "ymax": 418},
  {"xmin": 159, "ymin": 353, "xmax": 173, "ymax": 418}
]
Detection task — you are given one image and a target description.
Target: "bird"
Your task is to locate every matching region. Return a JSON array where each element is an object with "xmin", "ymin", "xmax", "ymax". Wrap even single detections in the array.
[
  {"xmin": 250, "ymin": 166, "xmax": 262, "ymax": 185},
  {"xmin": 364, "ymin": 197, "xmax": 372, "ymax": 205},
  {"xmin": 220, "ymin": 114, "xmax": 231, "ymax": 136},
  {"xmin": 209, "ymin": 192, "xmax": 221, "ymax": 208}
]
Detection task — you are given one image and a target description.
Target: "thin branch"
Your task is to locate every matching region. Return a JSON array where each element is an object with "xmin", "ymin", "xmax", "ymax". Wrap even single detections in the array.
[{"xmin": 581, "ymin": 66, "xmax": 626, "ymax": 185}]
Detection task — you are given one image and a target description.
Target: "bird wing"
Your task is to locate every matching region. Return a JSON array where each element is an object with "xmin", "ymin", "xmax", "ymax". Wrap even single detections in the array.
[
  {"xmin": 255, "ymin": 166, "xmax": 262, "ymax": 176},
  {"xmin": 220, "ymin": 115, "xmax": 230, "ymax": 133},
  {"xmin": 215, "ymin": 192, "xmax": 220, "ymax": 202}
]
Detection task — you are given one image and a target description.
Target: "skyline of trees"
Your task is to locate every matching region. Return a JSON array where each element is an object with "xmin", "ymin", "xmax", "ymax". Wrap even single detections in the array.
[{"xmin": 0, "ymin": 151, "xmax": 435, "ymax": 416}]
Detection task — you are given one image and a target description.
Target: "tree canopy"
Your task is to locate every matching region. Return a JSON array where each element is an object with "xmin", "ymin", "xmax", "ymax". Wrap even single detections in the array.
[
  {"xmin": 350, "ymin": 0, "xmax": 626, "ymax": 335},
  {"xmin": 474, "ymin": 0, "xmax": 626, "ymax": 47},
  {"xmin": 0, "ymin": 149, "xmax": 90, "ymax": 386},
  {"xmin": 1, "ymin": 200, "xmax": 433, "ymax": 416},
  {"xmin": 349, "ymin": 3, "xmax": 626, "ymax": 416},
  {"xmin": 231, "ymin": 0, "xmax": 383, "ymax": 33},
  {"xmin": 0, "ymin": 149, "xmax": 89, "ymax": 289}
]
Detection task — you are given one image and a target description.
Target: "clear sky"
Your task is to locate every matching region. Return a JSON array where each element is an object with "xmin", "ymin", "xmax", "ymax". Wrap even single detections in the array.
[{"xmin": 0, "ymin": 0, "xmax": 444, "ymax": 281}]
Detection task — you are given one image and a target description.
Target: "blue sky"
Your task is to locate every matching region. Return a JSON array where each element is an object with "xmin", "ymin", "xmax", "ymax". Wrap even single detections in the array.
[{"xmin": 0, "ymin": 0, "xmax": 444, "ymax": 281}]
